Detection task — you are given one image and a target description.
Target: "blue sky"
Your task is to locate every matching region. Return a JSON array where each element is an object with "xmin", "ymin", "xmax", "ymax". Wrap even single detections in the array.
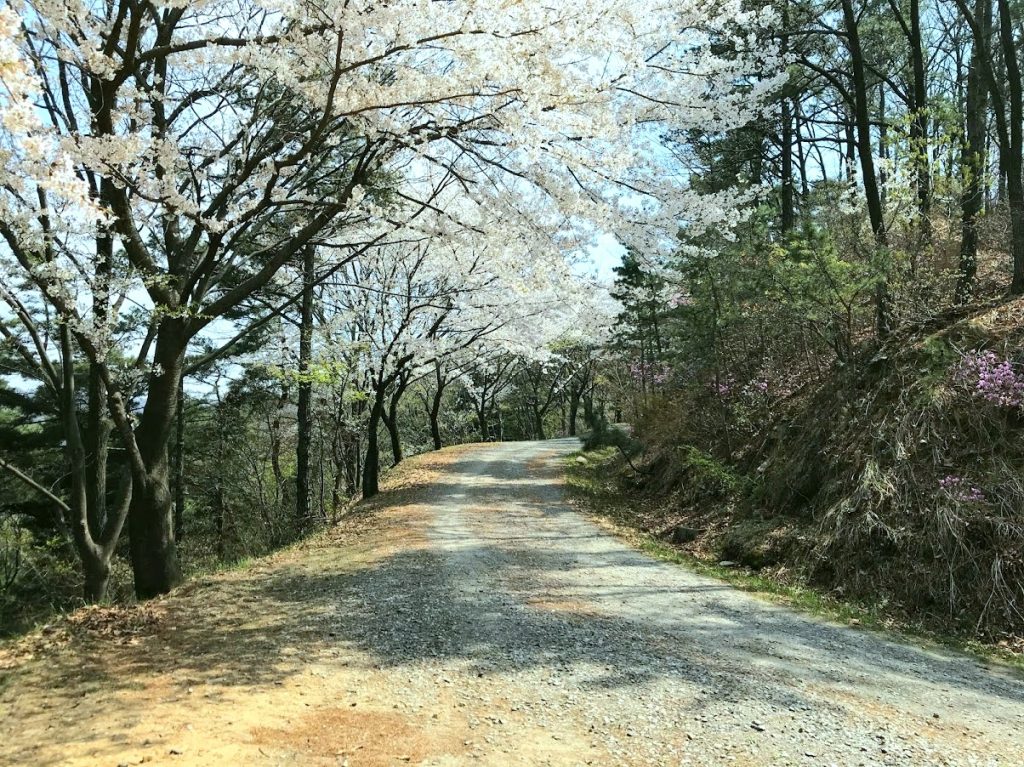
[{"xmin": 586, "ymin": 232, "xmax": 625, "ymax": 284}]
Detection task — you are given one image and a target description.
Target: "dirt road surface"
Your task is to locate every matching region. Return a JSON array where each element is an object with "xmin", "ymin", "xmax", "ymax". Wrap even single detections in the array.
[{"xmin": 2, "ymin": 439, "xmax": 1022, "ymax": 766}]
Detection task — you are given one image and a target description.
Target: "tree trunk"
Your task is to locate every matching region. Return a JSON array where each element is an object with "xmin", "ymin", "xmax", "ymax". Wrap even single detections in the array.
[
  {"xmin": 214, "ymin": 482, "xmax": 227, "ymax": 560},
  {"xmin": 958, "ymin": 0, "xmax": 992, "ymax": 302},
  {"xmin": 779, "ymin": 0, "xmax": 794, "ymax": 233},
  {"xmin": 82, "ymin": 557, "xmax": 111, "ymax": 603},
  {"xmin": 173, "ymin": 373, "xmax": 185, "ymax": 542},
  {"xmin": 478, "ymin": 407, "xmax": 488, "ymax": 441},
  {"xmin": 382, "ymin": 408, "xmax": 402, "ymax": 466},
  {"xmin": 382, "ymin": 373, "xmax": 409, "ymax": 466},
  {"xmin": 1008, "ymin": 175, "xmax": 1024, "ymax": 293},
  {"xmin": 86, "ymin": 363, "xmax": 110, "ymax": 541},
  {"xmin": 583, "ymin": 394, "xmax": 594, "ymax": 428},
  {"xmin": 909, "ymin": 0, "xmax": 931, "ymax": 243},
  {"xmin": 568, "ymin": 390, "xmax": 580, "ymax": 437},
  {"xmin": 349, "ymin": 398, "xmax": 364, "ymax": 495},
  {"xmin": 842, "ymin": 0, "xmax": 890, "ymax": 337},
  {"xmin": 843, "ymin": 106, "xmax": 857, "ymax": 181},
  {"xmin": 296, "ymin": 245, "xmax": 315, "ymax": 527},
  {"xmin": 128, "ymin": 450, "xmax": 181, "ymax": 599},
  {"xmin": 429, "ymin": 372, "xmax": 444, "ymax": 451},
  {"xmin": 362, "ymin": 390, "xmax": 385, "ymax": 499},
  {"xmin": 996, "ymin": 0, "xmax": 1024, "ymax": 292},
  {"xmin": 126, "ymin": 320, "xmax": 186, "ymax": 599},
  {"xmin": 50, "ymin": 321, "xmax": 125, "ymax": 603},
  {"xmin": 795, "ymin": 99, "xmax": 811, "ymax": 197},
  {"xmin": 957, "ymin": 0, "xmax": 1024, "ymax": 293},
  {"xmin": 878, "ymin": 86, "xmax": 888, "ymax": 210},
  {"xmin": 780, "ymin": 100, "xmax": 795, "ymax": 233},
  {"xmin": 267, "ymin": 382, "xmax": 290, "ymax": 524},
  {"xmin": 86, "ymin": 211, "xmax": 113, "ymax": 542}
]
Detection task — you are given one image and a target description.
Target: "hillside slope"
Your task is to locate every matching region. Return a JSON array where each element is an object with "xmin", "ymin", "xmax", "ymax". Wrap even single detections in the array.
[{"xmin": 594, "ymin": 297, "xmax": 1024, "ymax": 644}]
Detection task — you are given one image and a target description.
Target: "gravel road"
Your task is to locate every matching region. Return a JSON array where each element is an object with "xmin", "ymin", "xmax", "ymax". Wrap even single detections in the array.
[
  {"xmin": 3, "ymin": 438, "xmax": 1023, "ymax": 766},
  {"xmin": 341, "ymin": 438, "xmax": 1024, "ymax": 766}
]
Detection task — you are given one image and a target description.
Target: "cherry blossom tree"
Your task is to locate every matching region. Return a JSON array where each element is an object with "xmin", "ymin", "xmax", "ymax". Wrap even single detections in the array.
[
  {"xmin": 0, "ymin": 0, "xmax": 779, "ymax": 597},
  {"xmin": 319, "ymin": 221, "xmax": 598, "ymax": 496}
]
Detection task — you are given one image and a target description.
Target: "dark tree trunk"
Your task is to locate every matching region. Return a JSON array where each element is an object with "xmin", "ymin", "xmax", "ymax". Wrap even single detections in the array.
[
  {"xmin": 128, "ymin": 441, "xmax": 181, "ymax": 598},
  {"xmin": 795, "ymin": 99, "xmax": 811, "ymax": 196},
  {"xmin": 332, "ymin": 468, "xmax": 346, "ymax": 513},
  {"xmin": 843, "ymin": 106, "xmax": 857, "ymax": 181},
  {"xmin": 82, "ymin": 558, "xmax": 111, "ymax": 603},
  {"xmin": 583, "ymin": 394, "xmax": 594, "ymax": 428},
  {"xmin": 268, "ymin": 385, "xmax": 288, "ymax": 516},
  {"xmin": 214, "ymin": 483, "xmax": 227, "ymax": 560},
  {"xmin": 53, "ymin": 318, "xmax": 125, "ymax": 603},
  {"xmin": 86, "ymin": 212, "xmax": 113, "ymax": 541},
  {"xmin": 478, "ymin": 407, "xmax": 488, "ymax": 441},
  {"xmin": 362, "ymin": 390, "xmax": 385, "ymax": 499},
  {"xmin": 568, "ymin": 391, "xmax": 580, "ymax": 437},
  {"xmin": 842, "ymin": 0, "xmax": 890, "ymax": 337},
  {"xmin": 330, "ymin": 393, "xmax": 350, "ymax": 508},
  {"xmin": 956, "ymin": 0, "xmax": 1024, "ymax": 293},
  {"xmin": 128, "ymin": 454, "xmax": 181, "ymax": 598},
  {"xmin": 909, "ymin": 0, "xmax": 932, "ymax": 242},
  {"xmin": 996, "ymin": 0, "xmax": 1024, "ymax": 292},
  {"xmin": 651, "ymin": 310, "xmax": 664, "ymax": 359},
  {"xmin": 429, "ymin": 368, "xmax": 445, "ymax": 450},
  {"xmin": 349, "ymin": 398, "xmax": 364, "ymax": 494},
  {"xmin": 86, "ymin": 364, "xmax": 109, "ymax": 540},
  {"xmin": 382, "ymin": 373, "xmax": 409, "ymax": 466},
  {"xmin": 878, "ymin": 87, "xmax": 888, "ymax": 209},
  {"xmin": 173, "ymin": 373, "xmax": 185, "ymax": 542},
  {"xmin": 382, "ymin": 408, "xmax": 402, "ymax": 466},
  {"xmin": 127, "ymin": 320, "xmax": 186, "ymax": 599},
  {"xmin": 429, "ymin": 412, "xmax": 442, "ymax": 449},
  {"xmin": 780, "ymin": 98, "xmax": 795, "ymax": 233},
  {"xmin": 842, "ymin": 0, "xmax": 886, "ymax": 243},
  {"xmin": 1008, "ymin": 174, "xmax": 1024, "ymax": 294},
  {"xmin": 958, "ymin": 0, "xmax": 992, "ymax": 302},
  {"xmin": 296, "ymin": 246, "xmax": 315, "ymax": 527},
  {"xmin": 779, "ymin": 0, "xmax": 794, "ymax": 233}
]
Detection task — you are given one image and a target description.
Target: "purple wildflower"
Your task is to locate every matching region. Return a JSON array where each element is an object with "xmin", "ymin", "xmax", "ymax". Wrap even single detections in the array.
[
  {"xmin": 956, "ymin": 351, "xmax": 1024, "ymax": 408},
  {"xmin": 939, "ymin": 475, "xmax": 986, "ymax": 503}
]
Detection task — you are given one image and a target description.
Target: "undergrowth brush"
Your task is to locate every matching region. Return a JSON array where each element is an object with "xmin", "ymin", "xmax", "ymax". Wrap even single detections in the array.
[{"xmin": 578, "ymin": 298, "xmax": 1024, "ymax": 658}]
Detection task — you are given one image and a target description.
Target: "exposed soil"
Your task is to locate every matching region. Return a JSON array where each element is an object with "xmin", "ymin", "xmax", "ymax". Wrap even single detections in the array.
[{"xmin": 1, "ymin": 440, "xmax": 1023, "ymax": 766}]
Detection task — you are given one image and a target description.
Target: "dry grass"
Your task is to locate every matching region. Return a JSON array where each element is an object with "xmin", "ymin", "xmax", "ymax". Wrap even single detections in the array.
[
  {"xmin": 573, "ymin": 298, "xmax": 1024, "ymax": 655},
  {"xmin": 566, "ymin": 449, "xmax": 1024, "ymax": 671},
  {"xmin": 760, "ymin": 297, "xmax": 1024, "ymax": 638}
]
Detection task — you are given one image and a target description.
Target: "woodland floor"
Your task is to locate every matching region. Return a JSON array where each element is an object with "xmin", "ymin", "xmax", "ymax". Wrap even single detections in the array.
[{"xmin": 1, "ymin": 440, "xmax": 1023, "ymax": 766}]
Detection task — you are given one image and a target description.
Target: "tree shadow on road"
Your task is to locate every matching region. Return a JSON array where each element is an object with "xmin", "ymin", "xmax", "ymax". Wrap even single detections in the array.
[{"xmin": 3, "ymin": 439, "xmax": 1022, "ymax": 766}]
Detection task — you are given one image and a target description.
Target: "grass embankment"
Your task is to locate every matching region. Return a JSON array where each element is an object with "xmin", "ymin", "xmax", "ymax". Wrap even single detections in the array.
[{"xmin": 565, "ymin": 447, "xmax": 1024, "ymax": 674}]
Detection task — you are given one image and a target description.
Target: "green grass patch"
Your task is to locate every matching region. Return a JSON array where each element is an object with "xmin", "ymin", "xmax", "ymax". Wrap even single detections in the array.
[{"xmin": 564, "ymin": 450, "xmax": 1024, "ymax": 676}]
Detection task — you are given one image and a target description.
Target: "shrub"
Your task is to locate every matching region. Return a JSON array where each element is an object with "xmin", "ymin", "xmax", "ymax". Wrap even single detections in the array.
[{"xmin": 583, "ymin": 417, "xmax": 640, "ymax": 458}]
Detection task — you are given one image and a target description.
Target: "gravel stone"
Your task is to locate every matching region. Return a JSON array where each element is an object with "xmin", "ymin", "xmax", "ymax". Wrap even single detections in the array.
[{"xmin": 330, "ymin": 439, "xmax": 1024, "ymax": 766}]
